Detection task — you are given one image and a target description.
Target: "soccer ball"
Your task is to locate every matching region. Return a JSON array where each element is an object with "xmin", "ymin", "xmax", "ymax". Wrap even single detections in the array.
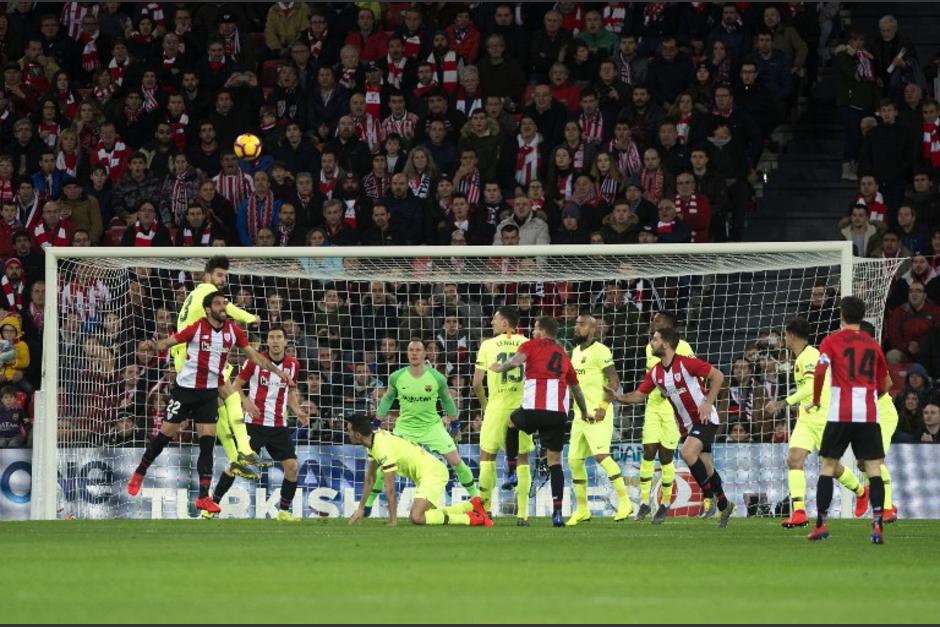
[{"xmin": 234, "ymin": 133, "xmax": 262, "ymax": 161}]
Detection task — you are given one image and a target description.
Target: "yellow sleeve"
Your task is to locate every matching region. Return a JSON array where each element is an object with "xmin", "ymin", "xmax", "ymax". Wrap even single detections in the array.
[
  {"xmin": 595, "ymin": 344, "xmax": 614, "ymax": 371},
  {"xmin": 786, "ymin": 349, "xmax": 817, "ymax": 406},
  {"xmin": 474, "ymin": 339, "xmax": 490, "ymax": 370},
  {"xmin": 178, "ymin": 283, "xmax": 213, "ymax": 328},
  {"xmin": 225, "ymin": 302, "xmax": 257, "ymax": 325},
  {"xmin": 676, "ymin": 340, "xmax": 695, "ymax": 358}
]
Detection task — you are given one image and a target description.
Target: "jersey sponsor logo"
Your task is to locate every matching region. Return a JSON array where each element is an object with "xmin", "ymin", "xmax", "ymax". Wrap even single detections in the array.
[
  {"xmin": 424, "ymin": 385, "xmax": 433, "ymax": 392},
  {"xmin": 200, "ymin": 340, "xmax": 212, "ymax": 352},
  {"xmin": 401, "ymin": 394, "xmax": 435, "ymax": 403},
  {"xmin": 223, "ymin": 332, "xmax": 231, "ymax": 342},
  {"xmin": 674, "ymin": 373, "xmax": 682, "ymax": 381},
  {"xmin": 581, "ymin": 356, "xmax": 587, "ymax": 363}
]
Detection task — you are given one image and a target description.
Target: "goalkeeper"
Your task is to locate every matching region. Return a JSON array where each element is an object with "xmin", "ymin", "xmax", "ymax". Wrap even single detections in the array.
[
  {"xmin": 174, "ymin": 256, "xmax": 264, "ymax": 478},
  {"xmin": 363, "ymin": 339, "xmax": 489, "ymax": 523}
]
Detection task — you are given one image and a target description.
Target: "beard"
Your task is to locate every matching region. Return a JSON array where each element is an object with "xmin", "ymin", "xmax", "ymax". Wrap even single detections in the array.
[{"xmin": 572, "ymin": 332, "xmax": 587, "ymax": 345}]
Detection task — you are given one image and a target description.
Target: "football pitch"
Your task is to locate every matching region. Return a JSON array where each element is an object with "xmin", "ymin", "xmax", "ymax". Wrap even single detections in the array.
[{"xmin": 3, "ymin": 518, "xmax": 938, "ymax": 624}]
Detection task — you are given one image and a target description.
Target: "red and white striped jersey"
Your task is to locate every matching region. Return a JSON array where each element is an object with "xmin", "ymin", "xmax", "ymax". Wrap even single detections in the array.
[
  {"xmin": 238, "ymin": 353, "xmax": 300, "ymax": 428},
  {"xmin": 212, "ymin": 171, "xmax": 254, "ymax": 208},
  {"xmin": 815, "ymin": 329, "xmax": 889, "ymax": 423},
  {"xmin": 638, "ymin": 354, "xmax": 719, "ymax": 435},
  {"xmin": 175, "ymin": 318, "xmax": 248, "ymax": 389},
  {"xmin": 519, "ymin": 338, "xmax": 579, "ymax": 413}
]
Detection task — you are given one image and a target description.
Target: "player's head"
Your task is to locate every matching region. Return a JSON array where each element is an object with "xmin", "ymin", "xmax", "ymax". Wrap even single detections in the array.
[
  {"xmin": 406, "ymin": 339, "xmax": 426, "ymax": 366},
  {"xmin": 345, "ymin": 413, "xmax": 374, "ymax": 444},
  {"xmin": 838, "ymin": 296, "xmax": 866, "ymax": 327},
  {"xmin": 650, "ymin": 310, "xmax": 678, "ymax": 335},
  {"xmin": 533, "ymin": 315, "xmax": 558, "ymax": 339},
  {"xmin": 783, "ymin": 317, "xmax": 811, "ymax": 352},
  {"xmin": 267, "ymin": 325, "xmax": 287, "ymax": 356},
  {"xmin": 572, "ymin": 313, "xmax": 597, "ymax": 345},
  {"xmin": 205, "ymin": 256, "xmax": 230, "ymax": 288},
  {"xmin": 858, "ymin": 320, "xmax": 877, "ymax": 338},
  {"xmin": 492, "ymin": 306, "xmax": 519, "ymax": 334},
  {"xmin": 203, "ymin": 292, "xmax": 227, "ymax": 323},
  {"xmin": 651, "ymin": 327, "xmax": 680, "ymax": 357}
]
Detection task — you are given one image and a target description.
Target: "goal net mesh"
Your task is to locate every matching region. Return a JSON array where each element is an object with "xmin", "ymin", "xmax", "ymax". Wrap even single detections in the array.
[{"xmin": 49, "ymin": 249, "xmax": 903, "ymax": 519}]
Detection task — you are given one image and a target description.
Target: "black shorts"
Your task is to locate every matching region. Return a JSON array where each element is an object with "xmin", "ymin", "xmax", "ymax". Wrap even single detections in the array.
[
  {"xmin": 820, "ymin": 422, "xmax": 885, "ymax": 461},
  {"xmin": 165, "ymin": 385, "xmax": 218, "ymax": 425},
  {"xmin": 247, "ymin": 424, "xmax": 297, "ymax": 461},
  {"xmin": 510, "ymin": 408, "xmax": 567, "ymax": 452},
  {"xmin": 687, "ymin": 422, "xmax": 718, "ymax": 454}
]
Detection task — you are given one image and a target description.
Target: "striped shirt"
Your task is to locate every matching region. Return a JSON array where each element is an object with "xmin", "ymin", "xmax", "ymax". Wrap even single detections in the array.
[
  {"xmin": 212, "ymin": 171, "xmax": 254, "ymax": 209},
  {"xmin": 519, "ymin": 338, "xmax": 579, "ymax": 413},
  {"xmin": 175, "ymin": 318, "xmax": 248, "ymax": 390},
  {"xmin": 639, "ymin": 354, "xmax": 719, "ymax": 435},
  {"xmin": 815, "ymin": 329, "xmax": 889, "ymax": 423},
  {"xmin": 238, "ymin": 353, "xmax": 300, "ymax": 428}
]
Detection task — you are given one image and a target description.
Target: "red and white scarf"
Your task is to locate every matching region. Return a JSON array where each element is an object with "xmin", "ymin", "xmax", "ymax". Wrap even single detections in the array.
[
  {"xmin": 515, "ymin": 135, "xmax": 541, "ymax": 186},
  {"xmin": 93, "ymin": 85, "xmax": 113, "ymax": 104},
  {"xmin": 386, "ymin": 55, "xmax": 407, "ymax": 88},
  {"xmin": 457, "ymin": 168, "xmax": 481, "ymax": 205},
  {"xmin": 427, "ymin": 50, "xmax": 457, "ymax": 94},
  {"xmin": 364, "ymin": 83, "xmax": 383, "ymax": 119},
  {"xmin": 924, "ymin": 118, "xmax": 940, "ymax": 167},
  {"xmin": 674, "ymin": 193, "xmax": 704, "ymax": 241},
  {"xmin": 382, "ymin": 112, "xmax": 418, "ymax": 140},
  {"xmin": 597, "ymin": 175, "xmax": 619, "ymax": 204},
  {"xmin": 170, "ymin": 168, "xmax": 194, "ymax": 224},
  {"xmin": 62, "ymin": 2, "xmax": 97, "ymax": 40},
  {"xmin": 94, "ymin": 139, "xmax": 127, "ymax": 177},
  {"xmin": 80, "ymin": 31, "xmax": 101, "ymax": 73},
  {"xmin": 579, "ymin": 110, "xmax": 604, "ymax": 145},
  {"xmin": 182, "ymin": 224, "xmax": 211, "ymax": 246},
  {"xmin": 0, "ymin": 180, "xmax": 13, "ymax": 205},
  {"xmin": 167, "ymin": 113, "xmax": 189, "ymax": 152},
  {"xmin": 609, "ymin": 139, "xmax": 642, "ymax": 178},
  {"xmin": 39, "ymin": 122, "xmax": 61, "ymax": 148},
  {"xmin": 343, "ymin": 199, "xmax": 359, "ymax": 229},
  {"xmin": 603, "ymin": 3, "xmax": 626, "ymax": 32},
  {"xmin": 142, "ymin": 86, "xmax": 160, "ymax": 113},
  {"xmin": 306, "ymin": 29, "xmax": 327, "ymax": 59},
  {"xmin": 656, "ymin": 219, "xmax": 675, "ymax": 234},
  {"xmin": 57, "ymin": 90, "xmax": 78, "ymax": 120},
  {"xmin": 33, "ymin": 220, "xmax": 69, "ymax": 250},
  {"xmin": 16, "ymin": 194, "xmax": 41, "ymax": 229},
  {"xmin": 570, "ymin": 143, "xmax": 586, "ymax": 170},
  {"xmin": 222, "ymin": 30, "xmax": 241, "ymax": 61},
  {"xmin": 557, "ymin": 172, "xmax": 574, "ymax": 201},
  {"xmin": 352, "ymin": 113, "xmax": 381, "ymax": 152},
  {"xmin": 132, "ymin": 220, "xmax": 156, "ymax": 246},
  {"xmin": 643, "ymin": 2, "xmax": 666, "ymax": 27},
  {"xmin": 108, "ymin": 56, "xmax": 130, "ymax": 86},
  {"xmin": 62, "ymin": 279, "xmax": 109, "ymax": 321},
  {"xmin": 319, "ymin": 171, "xmax": 338, "ymax": 199},
  {"xmin": 855, "ymin": 48, "xmax": 875, "ymax": 82},
  {"xmin": 455, "ymin": 88, "xmax": 482, "ymax": 117},
  {"xmin": 246, "ymin": 193, "xmax": 274, "ymax": 242},
  {"xmin": 340, "ymin": 65, "xmax": 357, "ymax": 90},
  {"xmin": 618, "ymin": 52, "xmax": 633, "ymax": 85},
  {"xmin": 1, "ymin": 276, "xmax": 24, "ymax": 312},
  {"xmin": 676, "ymin": 113, "xmax": 692, "ymax": 144},
  {"xmin": 141, "ymin": 3, "xmax": 165, "ymax": 29},
  {"xmin": 409, "ymin": 173, "xmax": 431, "ymax": 199},
  {"xmin": 641, "ymin": 169, "xmax": 665, "ymax": 204},
  {"xmin": 402, "ymin": 33, "xmax": 422, "ymax": 59},
  {"xmin": 363, "ymin": 173, "xmax": 390, "ymax": 199},
  {"xmin": 857, "ymin": 192, "xmax": 887, "ymax": 222},
  {"xmin": 555, "ymin": 2, "xmax": 584, "ymax": 34},
  {"xmin": 56, "ymin": 151, "xmax": 79, "ymax": 177},
  {"xmin": 22, "ymin": 60, "xmax": 48, "ymax": 92}
]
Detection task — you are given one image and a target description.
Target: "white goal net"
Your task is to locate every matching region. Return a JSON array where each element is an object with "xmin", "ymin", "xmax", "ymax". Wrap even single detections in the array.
[{"xmin": 33, "ymin": 244, "xmax": 903, "ymax": 520}]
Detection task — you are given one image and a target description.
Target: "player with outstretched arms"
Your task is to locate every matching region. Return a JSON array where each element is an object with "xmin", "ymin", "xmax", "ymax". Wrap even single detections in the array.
[
  {"xmin": 765, "ymin": 317, "xmax": 870, "ymax": 528},
  {"xmin": 565, "ymin": 314, "xmax": 633, "ymax": 526},
  {"xmin": 491, "ymin": 316, "xmax": 591, "ymax": 528},
  {"xmin": 606, "ymin": 326, "xmax": 736, "ymax": 527},
  {"xmin": 204, "ymin": 326, "xmax": 309, "ymax": 521},
  {"xmin": 346, "ymin": 414, "xmax": 491, "ymax": 527},
  {"xmin": 175, "ymin": 256, "xmax": 264, "ymax": 478},
  {"xmin": 472, "ymin": 307, "xmax": 534, "ymax": 524},
  {"xmin": 127, "ymin": 292, "xmax": 294, "ymax": 513},
  {"xmin": 805, "ymin": 297, "xmax": 892, "ymax": 544}
]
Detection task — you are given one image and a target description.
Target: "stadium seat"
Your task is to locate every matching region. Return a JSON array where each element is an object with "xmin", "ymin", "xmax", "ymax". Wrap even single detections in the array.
[
  {"xmin": 260, "ymin": 59, "xmax": 288, "ymax": 88},
  {"xmin": 102, "ymin": 226, "xmax": 125, "ymax": 246}
]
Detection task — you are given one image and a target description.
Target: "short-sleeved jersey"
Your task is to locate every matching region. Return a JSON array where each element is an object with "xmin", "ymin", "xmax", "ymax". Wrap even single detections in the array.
[
  {"xmin": 788, "ymin": 345, "xmax": 829, "ymax": 423},
  {"xmin": 519, "ymin": 338, "xmax": 579, "ymax": 412},
  {"xmin": 645, "ymin": 339, "xmax": 695, "ymax": 411},
  {"xmin": 175, "ymin": 318, "xmax": 249, "ymax": 389},
  {"xmin": 474, "ymin": 333, "xmax": 528, "ymax": 409},
  {"xmin": 639, "ymin": 354, "xmax": 719, "ymax": 434},
  {"xmin": 368, "ymin": 429, "xmax": 442, "ymax": 483},
  {"xmin": 816, "ymin": 329, "xmax": 889, "ymax": 423},
  {"xmin": 379, "ymin": 366, "xmax": 454, "ymax": 430},
  {"xmin": 571, "ymin": 341, "xmax": 615, "ymax": 421},
  {"xmin": 238, "ymin": 353, "xmax": 300, "ymax": 428}
]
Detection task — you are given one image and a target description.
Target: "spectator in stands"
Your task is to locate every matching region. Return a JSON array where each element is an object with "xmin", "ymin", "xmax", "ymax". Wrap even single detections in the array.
[
  {"xmin": 120, "ymin": 200, "xmax": 170, "ymax": 247},
  {"xmin": 918, "ymin": 401, "xmax": 940, "ymax": 443},
  {"xmin": 384, "ymin": 173, "xmax": 425, "ymax": 245},
  {"xmin": 894, "ymin": 390, "xmax": 925, "ymax": 442},
  {"xmin": 839, "ymin": 203, "xmax": 884, "ymax": 257},
  {"xmin": 31, "ymin": 200, "xmax": 74, "ymax": 252},
  {"xmin": 0, "ymin": 385, "xmax": 28, "ymax": 447},
  {"xmin": 264, "ymin": 1, "xmax": 309, "ymax": 58},
  {"xmin": 59, "ymin": 179, "xmax": 102, "ymax": 245},
  {"xmin": 877, "ymin": 229, "xmax": 912, "ymax": 267},
  {"xmin": 492, "ymin": 195, "xmax": 549, "ymax": 246},
  {"xmin": 674, "ymin": 172, "xmax": 711, "ymax": 243},
  {"xmin": 762, "ymin": 5, "xmax": 808, "ymax": 78},
  {"xmin": 653, "ymin": 198, "xmax": 692, "ymax": 243},
  {"xmin": 112, "ymin": 153, "xmax": 162, "ymax": 225},
  {"xmin": 705, "ymin": 121, "xmax": 751, "ymax": 241},
  {"xmin": 237, "ymin": 171, "xmax": 281, "ymax": 246},
  {"xmin": 871, "ymin": 14, "xmax": 920, "ymax": 99},
  {"xmin": 896, "ymin": 205, "xmax": 928, "ymax": 253},
  {"xmin": 12, "ymin": 230, "xmax": 42, "ymax": 285},
  {"xmin": 648, "ymin": 36, "xmax": 694, "ymax": 106},
  {"xmin": 747, "ymin": 29, "xmax": 793, "ymax": 120},
  {"xmin": 834, "ymin": 29, "xmax": 879, "ymax": 182},
  {"xmin": 708, "ymin": 4, "xmax": 751, "ymax": 61},
  {"xmin": 885, "ymin": 280, "xmax": 940, "ymax": 363},
  {"xmin": 599, "ymin": 198, "xmax": 638, "ymax": 244},
  {"xmin": 0, "ymin": 314, "xmax": 29, "ymax": 391},
  {"xmin": 529, "ymin": 10, "xmax": 572, "ymax": 82},
  {"xmin": 906, "ymin": 171, "xmax": 940, "ymax": 227},
  {"xmin": 859, "ymin": 99, "xmax": 915, "ymax": 212}
]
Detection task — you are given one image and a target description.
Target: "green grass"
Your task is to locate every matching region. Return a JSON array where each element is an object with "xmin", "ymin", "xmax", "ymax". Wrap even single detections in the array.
[{"xmin": 2, "ymin": 517, "xmax": 938, "ymax": 624}]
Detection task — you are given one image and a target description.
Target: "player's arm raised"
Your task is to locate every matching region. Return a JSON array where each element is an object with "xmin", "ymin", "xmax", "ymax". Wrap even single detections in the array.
[
  {"xmin": 243, "ymin": 345, "xmax": 295, "ymax": 387},
  {"xmin": 140, "ymin": 325, "xmax": 194, "ymax": 353},
  {"xmin": 225, "ymin": 301, "xmax": 260, "ymax": 326},
  {"xmin": 350, "ymin": 459, "xmax": 377, "ymax": 525},
  {"xmin": 697, "ymin": 366, "xmax": 724, "ymax": 420}
]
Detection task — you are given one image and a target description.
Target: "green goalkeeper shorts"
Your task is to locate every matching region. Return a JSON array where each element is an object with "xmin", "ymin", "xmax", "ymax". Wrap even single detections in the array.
[{"xmin": 393, "ymin": 421, "xmax": 458, "ymax": 456}]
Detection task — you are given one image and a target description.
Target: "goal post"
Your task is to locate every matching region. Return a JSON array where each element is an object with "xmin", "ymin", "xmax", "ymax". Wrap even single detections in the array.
[{"xmin": 32, "ymin": 242, "xmax": 903, "ymax": 520}]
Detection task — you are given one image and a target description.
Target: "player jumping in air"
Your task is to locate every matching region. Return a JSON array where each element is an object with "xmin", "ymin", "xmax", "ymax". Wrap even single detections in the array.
[
  {"xmin": 205, "ymin": 326, "xmax": 310, "ymax": 521},
  {"xmin": 606, "ymin": 327, "xmax": 735, "ymax": 527},
  {"xmin": 346, "ymin": 414, "xmax": 491, "ymax": 527},
  {"xmin": 565, "ymin": 314, "xmax": 633, "ymax": 526},
  {"xmin": 127, "ymin": 292, "xmax": 294, "ymax": 512},
  {"xmin": 805, "ymin": 297, "xmax": 892, "ymax": 543}
]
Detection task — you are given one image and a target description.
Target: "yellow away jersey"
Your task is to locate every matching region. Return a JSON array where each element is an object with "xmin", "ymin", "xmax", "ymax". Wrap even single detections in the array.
[
  {"xmin": 368, "ymin": 429, "xmax": 442, "ymax": 483},
  {"xmin": 645, "ymin": 339, "xmax": 694, "ymax": 409},
  {"xmin": 475, "ymin": 333, "xmax": 528, "ymax": 408},
  {"xmin": 177, "ymin": 281, "xmax": 256, "ymax": 330},
  {"xmin": 787, "ymin": 345, "xmax": 829, "ymax": 423},
  {"xmin": 572, "ymin": 341, "xmax": 615, "ymax": 421}
]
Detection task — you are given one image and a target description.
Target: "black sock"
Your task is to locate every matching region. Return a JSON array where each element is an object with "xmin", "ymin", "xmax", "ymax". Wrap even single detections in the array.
[
  {"xmin": 197, "ymin": 436, "xmax": 214, "ymax": 499},
  {"xmin": 213, "ymin": 471, "xmax": 235, "ymax": 503},
  {"xmin": 549, "ymin": 463, "xmax": 564, "ymax": 513},
  {"xmin": 505, "ymin": 428, "xmax": 519, "ymax": 473},
  {"xmin": 869, "ymin": 476, "xmax": 885, "ymax": 523},
  {"xmin": 688, "ymin": 459, "xmax": 713, "ymax": 496},
  {"xmin": 280, "ymin": 478, "xmax": 298, "ymax": 511},
  {"xmin": 137, "ymin": 432, "xmax": 171, "ymax": 475},
  {"xmin": 708, "ymin": 470, "xmax": 729, "ymax": 511},
  {"xmin": 816, "ymin": 475, "xmax": 833, "ymax": 528}
]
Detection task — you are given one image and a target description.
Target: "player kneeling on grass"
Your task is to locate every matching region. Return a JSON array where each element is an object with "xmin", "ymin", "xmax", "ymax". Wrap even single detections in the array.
[
  {"xmin": 346, "ymin": 414, "xmax": 492, "ymax": 527},
  {"xmin": 605, "ymin": 327, "xmax": 735, "ymax": 527},
  {"xmin": 204, "ymin": 326, "xmax": 309, "ymax": 521}
]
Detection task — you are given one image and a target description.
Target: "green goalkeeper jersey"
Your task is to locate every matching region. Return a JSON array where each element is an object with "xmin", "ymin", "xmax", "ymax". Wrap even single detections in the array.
[{"xmin": 377, "ymin": 365, "xmax": 457, "ymax": 434}]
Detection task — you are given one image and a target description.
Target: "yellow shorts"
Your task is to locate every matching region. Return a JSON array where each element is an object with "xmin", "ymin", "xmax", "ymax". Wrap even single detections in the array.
[
  {"xmin": 790, "ymin": 418, "xmax": 825, "ymax": 453},
  {"xmin": 881, "ymin": 417, "xmax": 897, "ymax": 457},
  {"xmin": 414, "ymin": 465, "xmax": 450, "ymax": 508},
  {"xmin": 480, "ymin": 404, "xmax": 534, "ymax": 455},
  {"xmin": 642, "ymin": 405, "xmax": 680, "ymax": 449},
  {"xmin": 569, "ymin": 415, "xmax": 614, "ymax": 459}
]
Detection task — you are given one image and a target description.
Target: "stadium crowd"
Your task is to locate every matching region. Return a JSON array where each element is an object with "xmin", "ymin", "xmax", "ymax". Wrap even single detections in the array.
[{"xmin": 1, "ymin": 2, "xmax": 939, "ymax": 450}]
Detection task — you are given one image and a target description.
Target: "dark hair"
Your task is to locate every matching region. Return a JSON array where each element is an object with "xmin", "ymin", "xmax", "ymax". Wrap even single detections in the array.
[
  {"xmin": 654, "ymin": 310, "xmax": 678, "ymax": 329},
  {"xmin": 784, "ymin": 317, "xmax": 811, "ymax": 341},
  {"xmin": 859, "ymin": 320, "xmax": 877, "ymax": 338},
  {"xmin": 1, "ymin": 385, "xmax": 17, "ymax": 397},
  {"xmin": 838, "ymin": 296, "xmax": 866, "ymax": 324},
  {"xmin": 657, "ymin": 326, "xmax": 681, "ymax": 349},
  {"xmin": 345, "ymin": 413, "xmax": 373, "ymax": 436},
  {"xmin": 535, "ymin": 315, "xmax": 558, "ymax": 337},
  {"xmin": 202, "ymin": 291, "xmax": 224, "ymax": 310},
  {"xmin": 267, "ymin": 325, "xmax": 286, "ymax": 337},
  {"xmin": 496, "ymin": 306, "xmax": 520, "ymax": 328},
  {"xmin": 205, "ymin": 256, "xmax": 229, "ymax": 274}
]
